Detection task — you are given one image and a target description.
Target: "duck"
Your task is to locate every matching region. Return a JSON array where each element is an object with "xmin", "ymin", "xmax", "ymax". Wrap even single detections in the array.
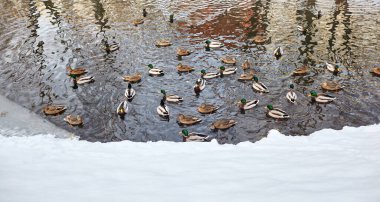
[
  {"xmin": 297, "ymin": 25, "xmax": 306, "ymax": 34},
  {"xmin": 179, "ymin": 129, "xmax": 210, "ymax": 142},
  {"xmin": 125, "ymin": 83, "xmax": 136, "ymax": 100},
  {"xmin": 293, "ymin": 65, "xmax": 308, "ymax": 76},
  {"xmin": 308, "ymin": 90, "xmax": 336, "ymax": 103},
  {"xmin": 169, "ymin": 14, "xmax": 174, "ymax": 23},
  {"xmin": 64, "ymin": 115, "xmax": 83, "ymax": 126},
  {"xmin": 201, "ymin": 69, "xmax": 219, "ymax": 79},
  {"xmin": 43, "ymin": 105, "xmax": 66, "ymax": 115},
  {"xmin": 157, "ymin": 99, "xmax": 169, "ymax": 117},
  {"xmin": 219, "ymin": 66, "xmax": 237, "ymax": 76},
  {"xmin": 370, "ymin": 67, "xmax": 380, "ymax": 76},
  {"xmin": 326, "ymin": 62, "xmax": 341, "ymax": 74},
  {"xmin": 177, "ymin": 48, "xmax": 191, "ymax": 56},
  {"xmin": 143, "ymin": 8, "xmax": 147, "ymax": 17},
  {"xmin": 286, "ymin": 84, "xmax": 297, "ymax": 104},
  {"xmin": 133, "ymin": 18, "xmax": 144, "ymax": 26},
  {"xmin": 205, "ymin": 40, "xmax": 223, "ymax": 48},
  {"xmin": 242, "ymin": 59, "xmax": 251, "ymax": 70},
  {"xmin": 104, "ymin": 43, "xmax": 119, "ymax": 53},
  {"xmin": 221, "ymin": 56, "xmax": 236, "ymax": 65},
  {"xmin": 266, "ymin": 105, "xmax": 289, "ymax": 119},
  {"xmin": 161, "ymin": 90, "xmax": 183, "ymax": 103},
  {"xmin": 66, "ymin": 66, "xmax": 86, "ymax": 76},
  {"xmin": 238, "ymin": 70, "xmax": 255, "ymax": 81},
  {"xmin": 177, "ymin": 114, "xmax": 202, "ymax": 125},
  {"xmin": 198, "ymin": 103, "xmax": 218, "ymax": 114},
  {"xmin": 317, "ymin": 10, "xmax": 322, "ymax": 19},
  {"xmin": 321, "ymin": 81, "xmax": 343, "ymax": 91},
  {"xmin": 77, "ymin": 76, "xmax": 94, "ymax": 85},
  {"xmin": 148, "ymin": 64, "xmax": 164, "ymax": 76},
  {"xmin": 252, "ymin": 76, "xmax": 269, "ymax": 93},
  {"xmin": 238, "ymin": 98, "xmax": 259, "ymax": 110},
  {"xmin": 210, "ymin": 119, "xmax": 237, "ymax": 130},
  {"xmin": 156, "ymin": 39, "xmax": 172, "ymax": 47},
  {"xmin": 274, "ymin": 46, "xmax": 283, "ymax": 59},
  {"xmin": 248, "ymin": 35, "xmax": 268, "ymax": 44},
  {"xmin": 122, "ymin": 73, "xmax": 142, "ymax": 83},
  {"xmin": 176, "ymin": 63, "xmax": 194, "ymax": 72},
  {"xmin": 193, "ymin": 78, "xmax": 206, "ymax": 96},
  {"xmin": 116, "ymin": 100, "xmax": 128, "ymax": 116}
]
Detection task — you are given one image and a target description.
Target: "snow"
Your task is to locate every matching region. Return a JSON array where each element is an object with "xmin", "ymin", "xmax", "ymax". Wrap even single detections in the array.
[{"xmin": 1, "ymin": 95, "xmax": 380, "ymax": 202}]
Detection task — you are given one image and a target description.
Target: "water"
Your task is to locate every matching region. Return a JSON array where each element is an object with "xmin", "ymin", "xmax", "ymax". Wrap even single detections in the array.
[{"xmin": 0, "ymin": 0, "xmax": 379, "ymax": 143}]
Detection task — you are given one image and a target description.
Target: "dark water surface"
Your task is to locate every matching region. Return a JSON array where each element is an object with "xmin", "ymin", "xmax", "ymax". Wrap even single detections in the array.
[{"xmin": 0, "ymin": 0, "xmax": 379, "ymax": 143}]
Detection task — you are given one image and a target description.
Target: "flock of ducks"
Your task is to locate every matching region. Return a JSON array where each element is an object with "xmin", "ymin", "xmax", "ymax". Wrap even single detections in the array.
[{"xmin": 42, "ymin": 9, "xmax": 380, "ymax": 142}]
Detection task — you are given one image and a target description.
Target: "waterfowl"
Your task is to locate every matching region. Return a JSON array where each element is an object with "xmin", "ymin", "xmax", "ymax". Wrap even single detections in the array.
[
  {"xmin": 143, "ymin": 8, "xmax": 147, "ymax": 17},
  {"xmin": 77, "ymin": 76, "xmax": 94, "ymax": 84},
  {"xmin": 64, "ymin": 115, "xmax": 83, "ymax": 126},
  {"xmin": 248, "ymin": 35, "xmax": 268, "ymax": 44},
  {"xmin": 274, "ymin": 46, "xmax": 283, "ymax": 59},
  {"xmin": 317, "ymin": 10, "xmax": 322, "ymax": 19},
  {"xmin": 133, "ymin": 18, "xmax": 144, "ymax": 26},
  {"xmin": 242, "ymin": 59, "xmax": 251, "ymax": 70},
  {"xmin": 156, "ymin": 39, "xmax": 171, "ymax": 47},
  {"xmin": 221, "ymin": 56, "xmax": 236, "ymax": 65},
  {"xmin": 116, "ymin": 100, "xmax": 128, "ymax": 116},
  {"xmin": 177, "ymin": 48, "xmax": 191, "ymax": 56},
  {"xmin": 201, "ymin": 69, "xmax": 219, "ymax": 79},
  {"xmin": 219, "ymin": 66, "xmax": 237, "ymax": 76},
  {"xmin": 252, "ymin": 76, "xmax": 269, "ymax": 93},
  {"xmin": 43, "ymin": 105, "xmax": 66, "ymax": 115},
  {"xmin": 266, "ymin": 105, "xmax": 289, "ymax": 119},
  {"xmin": 326, "ymin": 62, "xmax": 341, "ymax": 74},
  {"xmin": 177, "ymin": 63, "xmax": 194, "ymax": 72},
  {"xmin": 177, "ymin": 114, "xmax": 202, "ymax": 125},
  {"xmin": 238, "ymin": 98, "xmax": 259, "ymax": 110},
  {"xmin": 148, "ymin": 64, "xmax": 164, "ymax": 76},
  {"xmin": 205, "ymin": 40, "xmax": 223, "ymax": 48},
  {"xmin": 321, "ymin": 81, "xmax": 343, "ymax": 91},
  {"xmin": 161, "ymin": 90, "xmax": 183, "ymax": 103},
  {"xmin": 179, "ymin": 129, "xmax": 210, "ymax": 142},
  {"xmin": 286, "ymin": 84, "xmax": 297, "ymax": 104},
  {"xmin": 370, "ymin": 67, "xmax": 380, "ymax": 76},
  {"xmin": 169, "ymin": 14, "xmax": 174, "ymax": 23},
  {"xmin": 309, "ymin": 90, "xmax": 336, "ymax": 103},
  {"xmin": 122, "ymin": 73, "xmax": 142, "ymax": 83},
  {"xmin": 125, "ymin": 83, "xmax": 136, "ymax": 100},
  {"xmin": 297, "ymin": 25, "xmax": 306, "ymax": 34},
  {"xmin": 157, "ymin": 99, "xmax": 169, "ymax": 117},
  {"xmin": 193, "ymin": 78, "xmax": 206, "ymax": 95},
  {"xmin": 66, "ymin": 66, "xmax": 86, "ymax": 76},
  {"xmin": 293, "ymin": 65, "xmax": 308, "ymax": 75},
  {"xmin": 104, "ymin": 43, "xmax": 119, "ymax": 53},
  {"xmin": 198, "ymin": 103, "xmax": 218, "ymax": 114},
  {"xmin": 238, "ymin": 70, "xmax": 255, "ymax": 81},
  {"xmin": 210, "ymin": 119, "xmax": 237, "ymax": 130}
]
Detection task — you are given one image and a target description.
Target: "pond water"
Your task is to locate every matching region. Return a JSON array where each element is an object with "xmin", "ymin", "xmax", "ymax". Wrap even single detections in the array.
[{"xmin": 0, "ymin": 0, "xmax": 379, "ymax": 143}]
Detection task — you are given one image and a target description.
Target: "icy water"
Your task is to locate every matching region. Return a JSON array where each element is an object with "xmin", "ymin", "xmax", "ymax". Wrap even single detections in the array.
[{"xmin": 0, "ymin": 0, "xmax": 379, "ymax": 143}]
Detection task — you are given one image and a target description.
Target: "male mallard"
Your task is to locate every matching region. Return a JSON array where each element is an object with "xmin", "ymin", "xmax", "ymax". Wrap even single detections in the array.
[
  {"xmin": 309, "ymin": 90, "xmax": 336, "ymax": 103},
  {"xmin": 201, "ymin": 69, "xmax": 219, "ymax": 79},
  {"xmin": 293, "ymin": 65, "xmax": 308, "ymax": 76},
  {"xmin": 238, "ymin": 98, "xmax": 259, "ymax": 110},
  {"xmin": 252, "ymin": 76, "xmax": 269, "ymax": 93},
  {"xmin": 177, "ymin": 114, "xmax": 201, "ymax": 125},
  {"xmin": 161, "ymin": 89, "xmax": 183, "ymax": 103},
  {"xmin": 177, "ymin": 48, "xmax": 191, "ymax": 56},
  {"xmin": 169, "ymin": 14, "xmax": 174, "ymax": 23},
  {"xmin": 286, "ymin": 84, "xmax": 297, "ymax": 104},
  {"xmin": 43, "ymin": 105, "xmax": 66, "ymax": 115},
  {"xmin": 125, "ymin": 83, "xmax": 136, "ymax": 100},
  {"xmin": 156, "ymin": 39, "xmax": 171, "ymax": 47},
  {"xmin": 143, "ymin": 8, "xmax": 147, "ymax": 17},
  {"xmin": 242, "ymin": 59, "xmax": 251, "ymax": 70},
  {"xmin": 321, "ymin": 81, "xmax": 343, "ymax": 91},
  {"xmin": 157, "ymin": 99, "xmax": 169, "ymax": 117},
  {"xmin": 266, "ymin": 105, "xmax": 289, "ymax": 119},
  {"xmin": 205, "ymin": 40, "xmax": 223, "ymax": 48},
  {"xmin": 221, "ymin": 56, "xmax": 236, "ymax": 65},
  {"xmin": 238, "ymin": 70, "xmax": 255, "ymax": 81},
  {"xmin": 177, "ymin": 63, "xmax": 194, "ymax": 72},
  {"xmin": 274, "ymin": 46, "xmax": 283, "ymax": 59},
  {"xmin": 122, "ymin": 73, "xmax": 142, "ymax": 83},
  {"xmin": 193, "ymin": 78, "xmax": 206, "ymax": 95},
  {"xmin": 64, "ymin": 115, "xmax": 83, "ymax": 126},
  {"xmin": 116, "ymin": 100, "xmax": 128, "ymax": 116},
  {"xmin": 198, "ymin": 103, "xmax": 218, "ymax": 114},
  {"xmin": 179, "ymin": 129, "xmax": 210, "ymax": 142},
  {"xmin": 326, "ymin": 62, "xmax": 341, "ymax": 74},
  {"xmin": 133, "ymin": 18, "xmax": 144, "ymax": 26},
  {"xmin": 66, "ymin": 66, "xmax": 86, "ymax": 76},
  {"xmin": 371, "ymin": 67, "xmax": 380, "ymax": 76},
  {"xmin": 148, "ymin": 64, "xmax": 164, "ymax": 76},
  {"xmin": 219, "ymin": 66, "xmax": 237, "ymax": 76},
  {"xmin": 210, "ymin": 119, "xmax": 237, "ymax": 130},
  {"xmin": 77, "ymin": 76, "xmax": 94, "ymax": 85}
]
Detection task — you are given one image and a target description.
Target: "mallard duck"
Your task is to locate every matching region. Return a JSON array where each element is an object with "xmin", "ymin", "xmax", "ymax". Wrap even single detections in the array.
[
  {"xmin": 198, "ymin": 103, "xmax": 218, "ymax": 114},
  {"xmin": 370, "ymin": 67, "xmax": 380, "ymax": 76},
  {"xmin": 221, "ymin": 56, "xmax": 236, "ymax": 65},
  {"xmin": 248, "ymin": 35, "xmax": 268, "ymax": 44},
  {"xmin": 286, "ymin": 84, "xmax": 297, "ymax": 104},
  {"xmin": 242, "ymin": 59, "xmax": 251, "ymax": 70},
  {"xmin": 297, "ymin": 25, "xmax": 306, "ymax": 34},
  {"xmin": 252, "ymin": 76, "xmax": 269, "ymax": 93},
  {"xmin": 210, "ymin": 119, "xmax": 237, "ymax": 130},
  {"xmin": 116, "ymin": 100, "xmax": 128, "ymax": 116},
  {"xmin": 177, "ymin": 48, "xmax": 191, "ymax": 56},
  {"xmin": 177, "ymin": 63, "xmax": 194, "ymax": 72},
  {"xmin": 177, "ymin": 114, "xmax": 201, "ymax": 125},
  {"xmin": 274, "ymin": 46, "xmax": 283, "ymax": 59},
  {"xmin": 64, "ymin": 115, "xmax": 83, "ymax": 126},
  {"xmin": 143, "ymin": 8, "xmax": 147, "ymax": 17},
  {"xmin": 77, "ymin": 76, "xmax": 94, "ymax": 84},
  {"xmin": 125, "ymin": 83, "xmax": 136, "ymax": 100},
  {"xmin": 122, "ymin": 73, "xmax": 142, "ymax": 83},
  {"xmin": 161, "ymin": 90, "xmax": 183, "ymax": 103},
  {"xmin": 201, "ymin": 69, "xmax": 219, "ymax": 79},
  {"xmin": 238, "ymin": 98, "xmax": 259, "ymax": 110},
  {"xmin": 194, "ymin": 78, "xmax": 206, "ymax": 96},
  {"xmin": 103, "ymin": 43, "xmax": 119, "ymax": 53},
  {"xmin": 43, "ymin": 105, "xmax": 66, "ymax": 115},
  {"xmin": 157, "ymin": 99, "xmax": 169, "ymax": 117},
  {"xmin": 156, "ymin": 39, "xmax": 171, "ymax": 47},
  {"xmin": 66, "ymin": 66, "xmax": 86, "ymax": 76},
  {"xmin": 133, "ymin": 18, "xmax": 144, "ymax": 26},
  {"xmin": 169, "ymin": 14, "xmax": 174, "ymax": 23},
  {"xmin": 179, "ymin": 129, "xmax": 210, "ymax": 142},
  {"xmin": 309, "ymin": 90, "xmax": 336, "ymax": 103},
  {"xmin": 293, "ymin": 65, "xmax": 308, "ymax": 75},
  {"xmin": 266, "ymin": 105, "xmax": 289, "ymax": 119},
  {"xmin": 205, "ymin": 40, "xmax": 223, "ymax": 48},
  {"xmin": 219, "ymin": 66, "xmax": 237, "ymax": 76},
  {"xmin": 238, "ymin": 70, "xmax": 255, "ymax": 81},
  {"xmin": 148, "ymin": 64, "xmax": 164, "ymax": 76},
  {"xmin": 326, "ymin": 62, "xmax": 341, "ymax": 74},
  {"xmin": 321, "ymin": 81, "xmax": 343, "ymax": 91},
  {"xmin": 317, "ymin": 10, "xmax": 322, "ymax": 19}
]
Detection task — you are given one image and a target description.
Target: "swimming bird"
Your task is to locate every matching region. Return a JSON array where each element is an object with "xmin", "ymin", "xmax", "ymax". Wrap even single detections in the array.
[
  {"xmin": 193, "ymin": 78, "xmax": 206, "ymax": 96},
  {"xmin": 125, "ymin": 83, "xmax": 136, "ymax": 100},
  {"xmin": 293, "ymin": 65, "xmax": 308, "ymax": 76},
  {"xmin": 77, "ymin": 76, "xmax": 94, "ymax": 85},
  {"xmin": 116, "ymin": 100, "xmax": 128, "ymax": 116},
  {"xmin": 326, "ymin": 62, "xmax": 341, "ymax": 74},
  {"xmin": 161, "ymin": 90, "xmax": 183, "ymax": 103},
  {"xmin": 242, "ymin": 59, "xmax": 251, "ymax": 70},
  {"xmin": 122, "ymin": 73, "xmax": 142, "ymax": 83},
  {"xmin": 266, "ymin": 105, "xmax": 289, "ymax": 119},
  {"xmin": 219, "ymin": 66, "xmax": 237, "ymax": 77},
  {"xmin": 148, "ymin": 64, "xmax": 164, "ymax": 76},
  {"xmin": 177, "ymin": 114, "xmax": 202, "ymax": 125},
  {"xmin": 133, "ymin": 19, "xmax": 144, "ymax": 26},
  {"xmin": 210, "ymin": 119, "xmax": 237, "ymax": 130},
  {"xmin": 321, "ymin": 81, "xmax": 343, "ymax": 91},
  {"xmin": 157, "ymin": 99, "xmax": 169, "ymax": 117},
  {"xmin": 156, "ymin": 39, "xmax": 171, "ymax": 47},
  {"xmin": 238, "ymin": 98, "xmax": 259, "ymax": 110},
  {"xmin": 238, "ymin": 70, "xmax": 255, "ymax": 81},
  {"xmin": 370, "ymin": 67, "xmax": 380, "ymax": 76},
  {"xmin": 205, "ymin": 40, "xmax": 223, "ymax": 48},
  {"xmin": 64, "ymin": 115, "xmax": 83, "ymax": 126},
  {"xmin": 274, "ymin": 46, "xmax": 283, "ymax": 59},
  {"xmin": 286, "ymin": 84, "xmax": 297, "ymax": 104},
  {"xmin": 201, "ymin": 69, "xmax": 219, "ymax": 79},
  {"xmin": 177, "ymin": 63, "xmax": 194, "ymax": 72},
  {"xmin": 198, "ymin": 103, "xmax": 218, "ymax": 114},
  {"xmin": 252, "ymin": 76, "xmax": 269, "ymax": 93},
  {"xmin": 308, "ymin": 90, "xmax": 336, "ymax": 103},
  {"xmin": 43, "ymin": 105, "xmax": 66, "ymax": 115},
  {"xmin": 179, "ymin": 129, "xmax": 210, "ymax": 142},
  {"xmin": 177, "ymin": 48, "xmax": 191, "ymax": 56}
]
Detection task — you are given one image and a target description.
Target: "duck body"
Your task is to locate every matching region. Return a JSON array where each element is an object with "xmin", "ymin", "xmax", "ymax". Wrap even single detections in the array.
[
  {"xmin": 125, "ymin": 84, "xmax": 136, "ymax": 100},
  {"xmin": 77, "ymin": 76, "xmax": 94, "ymax": 84},
  {"xmin": 238, "ymin": 70, "xmax": 255, "ymax": 81},
  {"xmin": 221, "ymin": 56, "xmax": 236, "ymax": 65},
  {"xmin": 205, "ymin": 40, "xmax": 223, "ymax": 48},
  {"xmin": 326, "ymin": 62, "xmax": 341, "ymax": 74},
  {"xmin": 286, "ymin": 91, "xmax": 297, "ymax": 104},
  {"xmin": 157, "ymin": 100, "xmax": 169, "ymax": 117},
  {"xmin": 267, "ymin": 108, "xmax": 289, "ymax": 119},
  {"xmin": 198, "ymin": 103, "xmax": 218, "ymax": 114},
  {"xmin": 133, "ymin": 19, "xmax": 144, "ymax": 26},
  {"xmin": 177, "ymin": 114, "xmax": 202, "ymax": 125},
  {"xmin": 66, "ymin": 67, "xmax": 86, "ymax": 76},
  {"xmin": 43, "ymin": 105, "xmax": 66, "ymax": 115},
  {"xmin": 274, "ymin": 47, "xmax": 283, "ymax": 59},
  {"xmin": 248, "ymin": 35, "xmax": 268, "ymax": 44},
  {"xmin": 64, "ymin": 115, "xmax": 83, "ymax": 126},
  {"xmin": 177, "ymin": 48, "xmax": 191, "ymax": 56},
  {"xmin": 149, "ymin": 68, "xmax": 164, "ymax": 76},
  {"xmin": 252, "ymin": 81, "xmax": 269, "ymax": 93},
  {"xmin": 242, "ymin": 60, "xmax": 250, "ymax": 70},
  {"xmin": 239, "ymin": 99, "xmax": 259, "ymax": 110},
  {"xmin": 220, "ymin": 67, "xmax": 237, "ymax": 75},
  {"xmin": 156, "ymin": 40, "xmax": 172, "ymax": 47},
  {"xmin": 177, "ymin": 63, "xmax": 194, "ymax": 72},
  {"xmin": 210, "ymin": 119, "xmax": 237, "ymax": 130},
  {"xmin": 193, "ymin": 78, "xmax": 206, "ymax": 95},
  {"xmin": 370, "ymin": 67, "xmax": 380, "ymax": 76},
  {"xmin": 321, "ymin": 81, "xmax": 343, "ymax": 91},
  {"xmin": 313, "ymin": 94, "xmax": 336, "ymax": 103},
  {"xmin": 123, "ymin": 73, "xmax": 142, "ymax": 83},
  {"xmin": 293, "ymin": 65, "xmax": 308, "ymax": 75},
  {"xmin": 116, "ymin": 100, "xmax": 128, "ymax": 116}
]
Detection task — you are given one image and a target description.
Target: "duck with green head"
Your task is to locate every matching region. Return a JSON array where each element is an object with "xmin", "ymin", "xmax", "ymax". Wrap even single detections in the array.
[
  {"xmin": 204, "ymin": 39, "xmax": 223, "ymax": 48},
  {"xmin": 308, "ymin": 90, "xmax": 336, "ymax": 103},
  {"xmin": 266, "ymin": 104, "xmax": 289, "ymax": 119},
  {"xmin": 177, "ymin": 114, "xmax": 202, "ymax": 125},
  {"xmin": 157, "ymin": 99, "xmax": 169, "ymax": 117},
  {"xmin": 161, "ymin": 89, "xmax": 183, "ymax": 103},
  {"xmin": 326, "ymin": 62, "xmax": 341, "ymax": 74},
  {"xmin": 219, "ymin": 66, "xmax": 237, "ymax": 77},
  {"xmin": 286, "ymin": 84, "xmax": 297, "ymax": 104},
  {"xmin": 201, "ymin": 69, "xmax": 219, "ymax": 79},
  {"xmin": 148, "ymin": 64, "xmax": 164, "ymax": 76},
  {"xmin": 238, "ymin": 98, "xmax": 259, "ymax": 110},
  {"xmin": 193, "ymin": 78, "xmax": 206, "ymax": 96},
  {"xmin": 252, "ymin": 76, "xmax": 269, "ymax": 93},
  {"xmin": 179, "ymin": 129, "xmax": 210, "ymax": 142}
]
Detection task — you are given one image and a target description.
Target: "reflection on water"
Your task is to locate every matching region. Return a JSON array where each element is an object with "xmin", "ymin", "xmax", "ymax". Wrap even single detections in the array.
[{"xmin": 0, "ymin": 0, "xmax": 379, "ymax": 143}]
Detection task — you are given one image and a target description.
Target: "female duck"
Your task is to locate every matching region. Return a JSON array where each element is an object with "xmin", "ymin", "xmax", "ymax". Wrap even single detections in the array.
[
  {"xmin": 274, "ymin": 46, "xmax": 283, "ymax": 59},
  {"xmin": 321, "ymin": 81, "xmax": 343, "ymax": 91},
  {"xmin": 286, "ymin": 84, "xmax": 297, "ymax": 104},
  {"xmin": 133, "ymin": 19, "xmax": 144, "ymax": 26},
  {"xmin": 179, "ymin": 129, "xmax": 210, "ymax": 142},
  {"xmin": 123, "ymin": 72, "xmax": 142, "ymax": 83},
  {"xmin": 177, "ymin": 114, "xmax": 202, "ymax": 125},
  {"xmin": 326, "ymin": 62, "xmax": 341, "ymax": 74},
  {"xmin": 64, "ymin": 115, "xmax": 83, "ymax": 126},
  {"xmin": 125, "ymin": 83, "xmax": 136, "ymax": 100},
  {"xmin": 43, "ymin": 105, "xmax": 66, "ymax": 115},
  {"xmin": 177, "ymin": 48, "xmax": 191, "ymax": 56},
  {"xmin": 157, "ymin": 99, "xmax": 169, "ymax": 117},
  {"xmin": 201, "ymin": 69, "xmax": 219, "ymax": 79},
  {"xmin": 148, "ymin": 64, "xmax": 164, "ymax": 76},
  {"xmin": 177, "ymin": 63, "xmax": 194, "ymax": 72},
  {"xmin": 116, "ymin": 100, "xmax": 128, "ymax": 116},
  {"xmin": 266, "ymin": 105, "xmax": 289, "ymax": 119},
  {"xmin": 238, "ymin": 70, "xmax": 255, "ymax": 81},
  {"xmin": 252, "ymin": 76, "xmax": 269, "ymax": 93},
  {"xmin": 156, "ymin": 39, "xmax": 172, "ymax": 47},
  {"xmin": 309, "ymin": 90, "xmax": 336, "ymax": 103},
  {"xmin": 293, "ymin": 65, "xmax": 308, "ymax": 76},
  {"xmin": 221, "ymin": 56, "xmax": 236, "ymax": 65},
  {"xmin": 238, "ymin": 98, "xmax": 259, "ymax": 110},
  {"xmin": 161, "ymin": 90, "xmax": 183, "ymax": 103},
  {"xmin": 66, "ymin": 66, "xmax": 86, "ymax": 76},
  {"xmin": 198, "ymin": 103, "xmax": 218, "ymax": 114},
  {"xmin": 193, "ymin": 78, "xmax": 206, "ymax": 95},
  {"xmin": 242, "ymin": 59, "xmax": 251, "ymax": 70},
  {"xmin": 370, "ymin": 67, "xmax": 380, "ymax": 76},
  {"xmin": 210, "ymin": 119, "xmax": 237, "ymax": 130}
]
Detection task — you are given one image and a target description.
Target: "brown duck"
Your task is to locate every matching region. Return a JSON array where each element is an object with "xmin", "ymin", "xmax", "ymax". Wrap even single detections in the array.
[
  {"xmin": 177, "ymin": 114, "xmax": 202, "ymax": 125},
  {"xmin": 122, "ymin": 73, "xmax": 142, "ymax": 83},
  {"xmin": 238, "ymin": 70, "xmax": 255, "ymax": 81},
  {"xmin": 177, "ymin": 48, "xmax": 191, "ymax": 56},
  {"xmin": 66, "ymin": 66, "xmax": 86, "ymax": 76},
  {"xmin": 221, "ymin": 56, "xmax": 236, "ymax": 65},
  {"xmin": 293, "ymin": 65, "xmax": 308, "ymax": 76},
  {"xmin": 43, "ymin": 105, "xmax": 66, "ymax": 115},
  {"xmin": 321, "ymin": 81, "xmax": 343, "ymax": 91},
  {"xmin": 210, "ymin": 119, "xmax": 237, "ymax": 130},
  {"xmin": 198, "ymin": 104, "xmax": 218, "ymax": 114},
  {"xmin": 177, "ymin": 63, "xmax": 194, "ymax": 72}
]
